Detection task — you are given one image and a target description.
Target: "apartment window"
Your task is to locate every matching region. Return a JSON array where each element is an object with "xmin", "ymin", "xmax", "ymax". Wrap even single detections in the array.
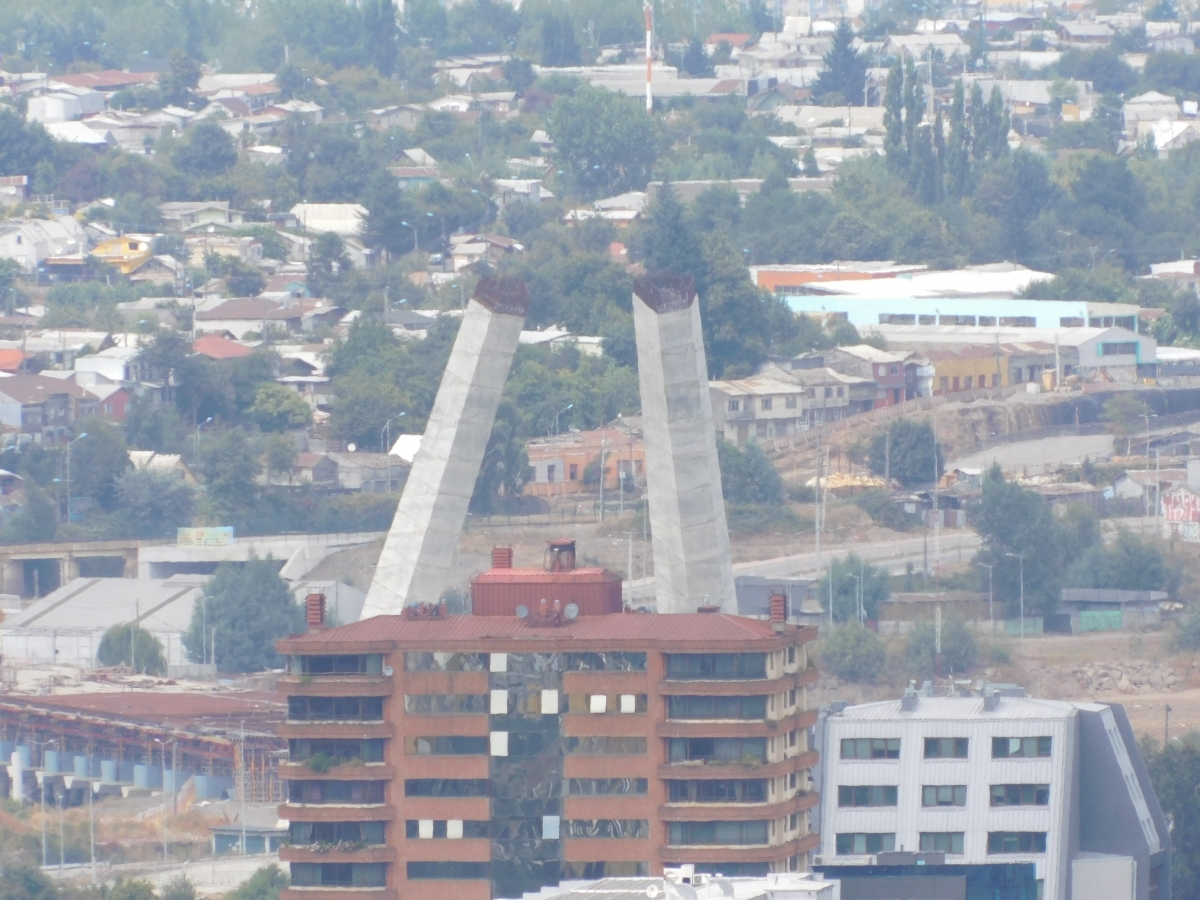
[
  {"xmin": 405, "ymin": 779, "xmax": 489, "ymax": 797},
  {"xmin": 667, "ymin": 695, "xmax": 767, "ymax": 720},
  {"xmin": 665, "ymin": 653, "xmax": 767, "ymax": 680},
  {"xmin": 291, "ymin": 822, "xmax": 385, "ymax": 845},
  {"xmin": 407, "ymin": 862, "xmax": 489, "ymax": 880},
  {"xmin": 404, "ymin": 820, "xmax": 489, "ymax": 839},
  {"xmin": 835, "ymin": 833, "xmax": 895, "ymax": 855},
  {"xmin": 729, "ymin": 400, "xmax": 741, "ymax": 411},
  {"xmin": 787, "ymin": 646, "xmax": 797, "ymax": 665},
  {"xmin": 293, "ymin": 654, "xmax": 384, "ymax": 675},
  {"xmin": 785, "ymin": 396, "xmax": 797, "ymax": 408},
  {"xmin": 404, "ymin": 652, "xmax": 487, "ymax": 671},
  {"xmin": 837, "ymin": 786, "xmax": 897, "ymax": 807},
  {"xmin": 405, "ymin": 736, "xmax": 488, "ymax": 755},
  {"xmin": 566, "ymin": 652, "xmax": 646, "ymax": 671},
  {"xmin": 565, "ymin": 820, "xmax": 650, "ymax": 838},
  {"xmin": 837, "ymin": 387, "xmax": 844, "ymax": 396},
  {"xmin": 988, "ymin": 832, "xmax": 1047, "ymax": 854},
  {"xmin": 920, "ymin": 833, "xmax": 964, "ymax": 855},
  {"xmin": 667, "ymin": 779, "xmax": 767, "ymax": 803},
  {"xmin": 824, "ymin": 387, "xmax": 833, "ymax": 398},
  {"xmin": 568, "ymin": 778, "xmax": 649, "ymax": 796},
  {"xmin": 291, "ymin": 863, "xmax": 386, "ymax": 887},
  {"xmin": 288, "ymin": 739, "xmax": 385, "ymax": 763},
  {"xmin": 667, "ymin": 737, "xmax": 766, "ymax": 763},
  {"xmin": 288, "ymin": 781, "xmax": 386, "ymax": 804},
  {"xmin": 952, "ymin": 376, "xmax": 960, "ymax": 391},
  {"xmin": 991, "ymin": 784, "xmax": 1050, "ymax": 806},
  {"xmin": 569, "ymin": 464, "xmax": 578, "ymax": 480},
  {"xmin": 840, "ymin": 738, "xmax": 900, "ymax": 760},
  {"xmin": 939, "ymin": 376, "xmax": 949, "ymax": 393},
  {"xmin": 922, "ymin": 785, "xmax": 967, "ymax": 807},
  {"xmin": 404, "ymin": 694, "xmax": 487, "ymax": 714},
  {"xmin": 992, "ymin": 737, "xmax": 1052, "ymax": 758},
  {"xmin": 566, "ymin": 736, "xmax": 647, "ymax": 755},
  {"xmin": 547, "ymin": 464, "xmax": 556, "ymax": 483},
  {"xmin": 924, "ymin": 738, "xmax": 968, "ymax": 759},
  {"xmin": 287, "ymin": 696, "xmax": 383, "ymax": 722},
  {"xmin": 668, "ymin": 821, "xmax": 768, "ymax": 846}
]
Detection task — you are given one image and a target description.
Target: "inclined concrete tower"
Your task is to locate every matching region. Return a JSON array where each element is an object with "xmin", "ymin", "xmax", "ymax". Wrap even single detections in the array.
[
  {"xmin": 632, "ymin": 272, "xmax": 736, "ymax": 614},
  {"xmin": 362, "ymin": 276, "xmax": 529, "ymax": 617}
]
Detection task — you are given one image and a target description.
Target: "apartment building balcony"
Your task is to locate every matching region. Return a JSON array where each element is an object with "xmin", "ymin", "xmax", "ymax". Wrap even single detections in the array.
[
  {"xmin": 281, "ymin": 846, "xmax": 396, "ymax": 864},
  {"xmin": 659, "ymin": 791, "xmax": 819, "ymax": 821},
  {"xmin": 277, "ymin": 676, "xmax": 394, "ymax": 697}
]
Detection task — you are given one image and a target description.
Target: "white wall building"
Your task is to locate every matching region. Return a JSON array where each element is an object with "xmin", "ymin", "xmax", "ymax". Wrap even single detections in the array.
[{"xmin": 815, "ymin": 693, "xmax": 1169, "ymax": 900}]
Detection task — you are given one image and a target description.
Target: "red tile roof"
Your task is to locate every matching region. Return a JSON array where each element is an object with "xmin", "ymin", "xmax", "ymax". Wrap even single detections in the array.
[
  {"xmin": 193, "ymin": 334, "xmax": 254, "ymax": 360},
  {"xmin": 53, "ymin": 70, "xmax": 158, "ymax": 90},
  {"xmin": 0, "ymin": 349, "xmax": 30, "ymax": 372},
  {"xmin": 286, "ymin": 612, "xmax": 789, "ymax": 648}
]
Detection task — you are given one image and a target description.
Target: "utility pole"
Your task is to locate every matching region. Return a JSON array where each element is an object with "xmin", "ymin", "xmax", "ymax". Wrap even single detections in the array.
[
  {"xmin": 598, "ymin": 435, "xmax": 607, "ymax": 522},
  {"xmin": 89, "ymin": 781, "xmax": 96, "ymax": 883},
  {"xmin": 932, "ymin": 413, "xmax": 941, "ymax": 577},
  {"xmin": 240, "ymin": 722, "xmax": 247, "ymax": 856},
  {"xmin": 884, "ymin": 431, "xmax": 890, "ymax": 486},
  {"xmin": 1166, "ymin": 703, "xmax": 1173, "ymax": 746},
  {"xmin": 978, "ymin": 563, "xmax": 994, "ymax": 623}
]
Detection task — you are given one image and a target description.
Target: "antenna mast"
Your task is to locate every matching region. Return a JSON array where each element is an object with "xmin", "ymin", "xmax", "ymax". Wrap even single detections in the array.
[{"xmin": 644, "ymin": 0, "xmax": 654, "ymax": 112}]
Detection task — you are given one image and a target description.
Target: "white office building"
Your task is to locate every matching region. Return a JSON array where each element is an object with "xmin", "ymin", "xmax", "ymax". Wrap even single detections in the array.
[{"xmin": 814, "ymin": 692, "xmax": 1169, "ymax": 900}]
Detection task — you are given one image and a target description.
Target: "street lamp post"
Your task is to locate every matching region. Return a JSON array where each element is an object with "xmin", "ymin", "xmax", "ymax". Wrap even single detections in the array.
[
  {"xmin": 154, "ymin": 738, "xmax": 173, "ymax": 860},
  {"xmin": 848, "ymin": 573, "xmax": 862, "ymax": 625},
  {"xmin": 399, "ymin": 221, "xmax": 418, "ymax": 254},
  {"xmin": 381, "ymin": 412, "xmax": 406, "ymax": 454},
  {"xmin": 554, "ymin": 404, "xmax": 574, "ymax": 436},
  {"xmin": 1141, "ymin": 412, "xmax": 1158, "ymax": 529},
  {"xmin": 65, "ymin": 432, "xmax": 88, "ymax": 524},
  {"xmin": 194, "ymin": 416, "xmax": 214, "ymax": 461},
  {"xmin": 1005, "ymin": 551, "xmax": 1025, "ymax": 642}
]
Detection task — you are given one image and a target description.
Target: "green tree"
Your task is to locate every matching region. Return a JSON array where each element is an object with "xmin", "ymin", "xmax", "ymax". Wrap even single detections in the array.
[
  {"xmin": 539, "ymin": 9, "xmax": 581, "ymax": 66},
  {"xmin": 196, "ymin": 429, "xmax": 260, "ymax": 526},
  {"xmin": 718, "ymin": 440, "xmax": 784, "ymax": 505},
  {"xmin": 970, "ymin": 465, "xmax": 1068, "ymax": 616},
  {"xmin": 97, "ymin": 622, "xmax": 168, "ymax": 675},
  {"xmin": 249, "ymin": 384, "xmax": 313, "ymax": 432},
  {"xmin": 125, "ymin": 397, "xmax": 190, "ymax": 454},
  {"xmin": 1101, "ymin": 392, "xmax": 1149, "ymax": 454},
  {"xmin": 1068, "ymin": 529, "xmax": 1176, "ymax": 592},
  {"xmin": 801, "ymin": 146, "xmax": 820, "ymax": 178},
  {"xmin": 867, "ymin": 418, "xmax": 943, "ymax": 487},
  {"xmin": 632, "ymin": 182, "xmax": 706, "ymax": 284},
  {"xmin": 162, "ymin": 875, "xmax": 198, "ymax": 900},
  {"xmin": 113, "ymin": 469, "xmax": 196, "ymax": 538},
  {"xmin": 812, "ymin": 20, "xmax": 866, "ymax": 105},
  {"xmin": 184, "ymin": 558, "xmax": 303, "ymax": 672},
  {"xmin": 1141, "ymin": 739, "xmax": 1200, "ymax": 898},
  {"xmin": 548, "ymin": 85, "xmax": 667, "ymax": 198},
  {"xmin": 264, "ymin": 433, "xmax": 298, "ymax": 484},
  {"xmin": 171, "ymin": 121, "xmax": 238, "ymax": 178},
  {"xmin": 3, "ymin": 483, "xmax": 58, "ymax": 544},
  {"xmin": 70, "ymin": 418, "xmax": 129, "ymax": 511},
  {"xmin": 227, "ymin": 865, "xmax": 289, "ymax": 900},
  {"xmin": 363, "ymin": 0, "xmax": 399, "ymax": 76},
  {"xmin": 307, "ymin": 232, "xmax": 352, "ymax": 299},
  {"xmin": 819, "ymin": 553, "xmax": 890, "ymax": 623},
  {"xmin": 329, "ymin": 372, "xmax": 408, "ymax": 450},
  {"xmin": 470, "ymin": 400, "xmax": 529, "ymax": 513},
  {"xmin": 905, "ymin": 618, "xmax": 978, "ymax": 677},
  {"xmin": 820, "ymin": 623, "xmax": 886, "ymax": 682}
]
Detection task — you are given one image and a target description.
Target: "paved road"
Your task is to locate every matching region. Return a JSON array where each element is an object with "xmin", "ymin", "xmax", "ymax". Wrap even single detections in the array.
[
  {"xmin": 953, "ymin": 434, "xmax": 1116, "ymax": 474},
  {"xmin": 624, "ymin": 529, "xmax": 982, "ymax": 602}
]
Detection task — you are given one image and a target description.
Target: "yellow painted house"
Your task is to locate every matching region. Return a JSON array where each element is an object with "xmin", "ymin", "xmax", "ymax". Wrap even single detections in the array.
[{"xmin": 90, "ymin": 236, "xmax": 154, "ymax": 275}]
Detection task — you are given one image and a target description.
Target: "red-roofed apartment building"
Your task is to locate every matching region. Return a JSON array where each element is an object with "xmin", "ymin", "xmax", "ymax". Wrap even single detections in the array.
[{"xmin": 275, "ymin": 542, "xmax": 818, "ymax": 900}]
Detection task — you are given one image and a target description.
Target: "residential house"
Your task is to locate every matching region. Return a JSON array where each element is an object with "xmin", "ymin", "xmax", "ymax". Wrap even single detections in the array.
[
  {"xmin": 1123, "ymin": 91, "xmax": 1180, "ymax": 129},
  {"xmin": 882, "ymin": 32, "xmax": 969, "ymax": 58},
  {"xmin": 183, "ymin": 234, "xmax": 262, "ymax": 268},
  {"xmin": 90, "ymin": 383, "xmax": 131, "ymax": 422},
  {"xmin": 1163, "ymin": 482, "xmax": 1200, "ymax": 541},
  {"xmin": 1114, "ymin": 469, "xmax": 1187, "ymax": 509},
  {"xmin": 0, "ymin": 374, "xmax": 98, "ymax": 443},
  {"xmin": 793, "ymin": 344, "xmax": 917, "ymax": 405},
  {"xmin": 927, "ymin": 346, "xmax": 1007, "ymax": 394},
  {"xmin": 290, "ymin": 203, "xmax": 367, "ymax": 237},
  {"xmin": 25, "ymin": 89, "xmax": 104, "ymax": 123},
  {"xmin": 0, "ymin": 216, "xmax": 87, "ymax": 274},
  {"xmin": 241, "ymin": 145, "xmax": 287, "ymax": 165},
  {"xmin": 1146, "ymin": 259, "xmax": 1200, "ymax": 296},
  {"xmin": 367, "ymin": 104, "xmax": 424, "ymax": 131},
  {"xmin": 0, "ymin": 176, "xmax": 28, "ymax": 208},
  {"xmin": 129, "ymin": 255, "xmax": 183, "ymax": 287},
  {"xmin": 292, "ymin": 452, "xmax": 408, "ymax": 493},
  {"xmin": 1057, "ymin": 19, "xmax": 1116, "ymax": 43},
  {"xmin": 524, "ymin": 420, "xmax": 645, "ymax": 497},
  {"xmin": 491, "ymin": 178, "xmax": 555, "ymax": 214},
  {"xmin": 43, "ymin": 121, "xmax": 115, "ymax": 147},
  {"xmin": 113, "ymin": 296, "xmax": 180, "ymax": 329},
  {"xmin": 448, "ymin": 233, "xmax": 525, "ymax": 271},
  {"xmin": 193, "ymin": 334, "xmax": 255, "ymax": 360},
  {"xmin": 710, "ymin": 367, "xmax": 870, "ymax": 445},
  {"xmin": 564, "ymin": 191, "xmax": 647, "ymax": 228},
  {"xmin": 0, "ymin": 469, "xmax": 25, "ymax": 525},
  {"xmin": 388, "ymin": 165, "xmax": 438, "ymax": 190},
  {"xmin": 194, "ymin": 299, "xmax": 307, "ymax": 339},
  {"xmin": 89, "ymin": 235, "xmax": 154, "ymax": 275},
  {"xmin": 159, "ymin": 201, "xmax": 243, "ymax": 232},
  {"xmin": 128, "ymin": 450, "xmax": 196, "ymax": 483},
  {"xmin": 264, "ymin": 99, "xmax": 323, "ymax": 123},
  {"xmin": 74, "ymin": 345, "xmax": 151, "ymax": 383}
]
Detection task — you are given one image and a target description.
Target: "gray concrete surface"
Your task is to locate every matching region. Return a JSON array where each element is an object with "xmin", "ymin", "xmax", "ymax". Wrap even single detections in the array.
[
  {"xmin": 363, "ymin": 278, "xmax": 529, "ymax": 616},
  {"xmin": 634, "ymin": 274, "xmax": 736, "ymax": 614},
  {"xmin": 952, "ymin": 433, "xmax": 1116, "ymax": 474}
]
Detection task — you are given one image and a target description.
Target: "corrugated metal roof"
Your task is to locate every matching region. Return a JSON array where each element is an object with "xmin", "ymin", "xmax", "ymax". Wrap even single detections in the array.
[
  {"xmin": 288, "ymin": 612, "xmax": 785, "ymax": 645},
  {"xmin": 5, "ymin": 576, "xmax": 205, "ymax": 632},
  {"xmin": 1, "ymin": 690, "xmax": 284, "ymax": 730},
  {"xmin": 833, "ymin": 696, "xmax": 1106, "ymax": 722},
  {"xmin": 474, "ymin": 568, "xmax": 621, "ymax": 584}
]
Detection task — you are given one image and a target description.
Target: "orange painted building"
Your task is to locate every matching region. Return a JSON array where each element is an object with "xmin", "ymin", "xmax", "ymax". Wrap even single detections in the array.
[{"xmin": 524, "ymin": 422, "xmax": 645, "ymax": 498}]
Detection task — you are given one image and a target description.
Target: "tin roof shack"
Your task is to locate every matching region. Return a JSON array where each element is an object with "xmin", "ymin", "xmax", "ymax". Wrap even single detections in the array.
[
  {"xmin": 876, "ymin": 592, "xmax": 990, "ymax": 635},
  {"xmin": 0, "ymin": 688, "xmax": 286, "ymax": 805},
  {"xmin": 471, "ymin": 541, "xmax": 624, "ymax": 617},
  {"xmin": 735, "ymin": 576, "xmax": 820, "ymax": 623},
  {"xmin": 1058, "ymin": 589, "xmax": 1169, "ymax": 633},
  {"xmin": 1027, "ymin": 482, "xmax": 1105, "ymax": 512}
]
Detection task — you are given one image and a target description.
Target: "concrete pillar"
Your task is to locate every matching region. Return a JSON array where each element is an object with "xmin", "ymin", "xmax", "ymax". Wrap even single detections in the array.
[
  {"xmin": 362, "ymin": 277, "xmax": 530, "ymax": 617},
  {"xmin": 632, "ymin": 272, "xmax": 736, "ymax": 614}
]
